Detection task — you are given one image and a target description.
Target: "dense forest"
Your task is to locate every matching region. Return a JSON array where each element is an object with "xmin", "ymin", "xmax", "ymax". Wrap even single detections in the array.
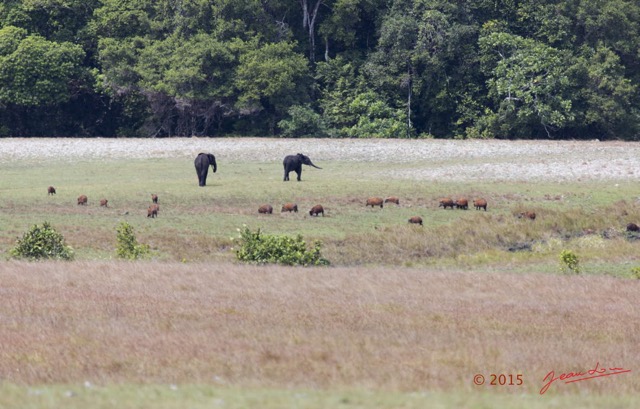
[{"xmin": 0, "ymin": 0, "xmax": 639, "ymax": 139}]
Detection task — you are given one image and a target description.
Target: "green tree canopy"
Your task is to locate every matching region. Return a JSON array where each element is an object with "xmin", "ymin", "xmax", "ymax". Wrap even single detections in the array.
[
  {"xmin": 0, "ymin": 27, "xmax": 84, "ymax": 106},
  {"xmin": 0, "ymin": 0, "xmax": 639, "ymax": 139},
  {"xmin": 477, "ymin": 29, "xmax": 575, "ymax": 138}
]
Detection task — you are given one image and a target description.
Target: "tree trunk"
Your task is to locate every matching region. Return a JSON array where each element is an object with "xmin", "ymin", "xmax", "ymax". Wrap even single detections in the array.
[
  {"xmin": 407, "ymin": 64, "xmax": 412, "ymax": 138},
  {"xmin": 299, "ymin": 0, "xmax": 324, "ymax": 62}
]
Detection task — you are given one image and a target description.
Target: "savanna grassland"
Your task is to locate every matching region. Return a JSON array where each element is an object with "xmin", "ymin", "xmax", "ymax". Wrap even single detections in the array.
[{"xmin": 1, "ymin": 138, "xmax": 639, "ymax": 408}]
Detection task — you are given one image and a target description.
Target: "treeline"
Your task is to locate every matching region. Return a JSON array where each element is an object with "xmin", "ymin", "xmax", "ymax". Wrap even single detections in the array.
[{"xmin": 0, "ymin": 0, "xmax": 639, "ymax": 139}]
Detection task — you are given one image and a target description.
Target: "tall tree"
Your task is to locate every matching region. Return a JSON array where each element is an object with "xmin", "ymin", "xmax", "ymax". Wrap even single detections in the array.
[
  {"xmin": 569, "ymin": 45, "xmax": 638, "ymax": 139},
  {"xmin": 0, "ymin": 25, "xmax": 86, "ymax": 135},
  {"xmin": 477, "ymin": 29, "xmax": 575, "ymax": 138},
  {"xmin": 0, "ymin": 27, "xmax": 84, "ymax": 106},
  {"xmin": 365, "ymin": 0, "xmax": 481, "ymax": 137},
  {"xmin": 235, "ymin": 39, "xmax": 311, "ymax": 134}
]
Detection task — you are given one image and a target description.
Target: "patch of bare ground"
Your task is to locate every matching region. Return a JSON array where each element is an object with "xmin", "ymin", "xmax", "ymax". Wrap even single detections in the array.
[
  {"xmin": 3, "ymin": 138, "xmax": 640, "ymax": 182},
  {"xmin": 1, "ymin": 261, "xmax": 638, "ymax": 394}
]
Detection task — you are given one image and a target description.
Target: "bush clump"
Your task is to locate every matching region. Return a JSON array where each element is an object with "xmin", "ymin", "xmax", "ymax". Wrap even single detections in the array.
[
  {"xmin": 116, "ymin": 222, "xmax": 150, "ymax": 260},
  {"xmin": 559, "ymin": 249, "xmax": 581, "ymax": 274},
  {"xmin": 235, "ymin": 226, "xmax": 329, "ymax": 266},
  {"xmin": 10, "ymin": 221, "xmax": 74, "ymax": 260}
]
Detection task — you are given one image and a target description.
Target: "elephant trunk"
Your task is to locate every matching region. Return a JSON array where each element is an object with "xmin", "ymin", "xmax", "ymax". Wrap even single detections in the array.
[
  {"xmin": 308, "ymin": 161, "xmax": 322, "ymax": 169},
  {"xmin": 208, "ymin": 154, "xmax": 217, "ymax": 173}
]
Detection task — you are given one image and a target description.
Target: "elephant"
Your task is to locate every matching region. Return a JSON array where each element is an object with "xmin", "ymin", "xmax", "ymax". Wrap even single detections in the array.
[
  {"xmin": 283, "ymin": 153, "xmax": 321, "ymax": 181},
  {"xmin": 194, "ymin": 153, "xmax": 217, "ymax": 187}
]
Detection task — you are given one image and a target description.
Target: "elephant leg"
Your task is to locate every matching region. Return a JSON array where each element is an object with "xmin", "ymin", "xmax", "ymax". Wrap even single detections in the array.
[
  {"xmin": 284, "ymin": 169, "xmax": 289, "ymax": 181},
  {"xmin": 296, "ymin": 170, "xmax": 302, "ymax": 181},
  {"xmin": 200, "ymin": 167, "xmax": 208, "ymax": 186}
]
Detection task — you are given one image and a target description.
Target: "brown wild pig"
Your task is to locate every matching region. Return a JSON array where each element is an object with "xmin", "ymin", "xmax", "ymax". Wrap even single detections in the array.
[
  {"xmin": 408, "ymin": 216, "xmax": 423, "ymax": 226},
  {"xmin": 627, "ymin": 222, "xmax": 639, "ymax": 232},
  {"xmin": 281, "ymin": 203, "xmax": 298, "ymax": 213},
  {"xmin": 309, "ymin": 204, "xmax": 324, "ymax": 217},
  {"xmin": 151, "ymin": 194, "xmax": 158, "ymax": 204},
  {"xmin": 147, "ymin": 204, "xmax": 159, "ymax": 218},
  {"xmin": 384, "ymin": 196, "xmax": 400, "ymax": 205},
  {"xmin": 439, "ymin": 198, "xmax": 455, "ymax": 209},
  {"xmin": 258, "ymin": 204, "xmax": 273, "ymax": 214},
  {"xmin": 366, "ymin": 197, "xmax": 384, "ymax": 208},
  {"xmin": 518, "ymin": 211, "xmax": 536, "ymax": 220},
  {"xmin": 100, "ymin": 199, "xmax": 108, "ymax": 207},
  {"xmin": 455, "ymin": 198, "xmax": 469, "ymax": 210},
  {"xmin": 77, "ymin": 195, "xmax": 88, "ymax": 205},
  {"xmin": 48, "ymin": 186, "xmax": 56, "ymax": 195},
  {"xmin": 473, "ymin": 198, "xmax": 487, "ymax": 211}
]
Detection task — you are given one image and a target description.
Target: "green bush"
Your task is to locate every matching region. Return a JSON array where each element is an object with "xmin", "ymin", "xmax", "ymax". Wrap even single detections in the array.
[
  {"xmin": 559, "ymin": 250, "xmax": 581, "ymax": 274},
  {"xmin": 631, "ymin": 267, "xmax": 640, "ymax": 279},
  {"xmin": 235, "ymin": 226, "xmax": 329, "ymax": 266},
  {"xmin": 116, "ymin": 222, "xmax": 150, "ymax": 260},
  {"xmin": 10, "ymin": 221, "xmax": 74, "ymax": 260}
]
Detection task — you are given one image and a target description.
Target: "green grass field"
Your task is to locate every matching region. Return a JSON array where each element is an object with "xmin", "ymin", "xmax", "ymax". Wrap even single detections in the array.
[
  {"xmin": 1, "ymin": 156, "xmax": 639, "ymax": 272},
  {"xmin": 2, "ymin": 384, "xmax": 639, "ymax": 409},
  {"xmin": 1, "ymin": 141, "xmax": 639, "ymax": 408}
]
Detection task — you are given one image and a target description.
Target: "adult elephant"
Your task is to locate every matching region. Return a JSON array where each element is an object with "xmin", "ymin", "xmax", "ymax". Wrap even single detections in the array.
[
  {"xmin": 283, "ymin": 153, "xmax": 321, "ymax": 181},
  {"xmin": 194, "ymin": 153, "xmax": 217, "ymax": 186}
]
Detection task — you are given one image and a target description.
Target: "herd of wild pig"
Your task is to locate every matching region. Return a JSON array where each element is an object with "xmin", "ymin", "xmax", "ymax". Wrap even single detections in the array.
[
  {"xmin": 255, "ymin": 196, "xmax": 491, "ymax": 227},
  {"xmin": 48, "ymin": 185, "xmax": 496, "ymax": 227},
  {"xmin": 49, "ymin": 185, "xmax": 160, "ymax": 218}
]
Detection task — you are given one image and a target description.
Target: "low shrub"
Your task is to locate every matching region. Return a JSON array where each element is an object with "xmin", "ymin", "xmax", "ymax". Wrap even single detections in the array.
[
  {"xmin": 116, "ymin": 222, "xmax": 150, "ymax": 260},
  {"xmin": 559, "ymin": 250, "xmax": 581, "ymax": 274},
  {"xmin": 10, "ymin": 221, "xmax": 74, "ymax": 260},
  {"xmin": 235, "ymin": 226, "xmax": 329, "ymax": 266}
]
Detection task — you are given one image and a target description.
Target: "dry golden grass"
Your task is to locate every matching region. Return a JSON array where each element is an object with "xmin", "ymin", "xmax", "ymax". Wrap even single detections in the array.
[
  {"xmin": 1, "ymin": 261, "xmax": 638, "ymax": 395},
  {"xmin": 322, "ymin": 200, "xmax": 640, "ymax": 268}
]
